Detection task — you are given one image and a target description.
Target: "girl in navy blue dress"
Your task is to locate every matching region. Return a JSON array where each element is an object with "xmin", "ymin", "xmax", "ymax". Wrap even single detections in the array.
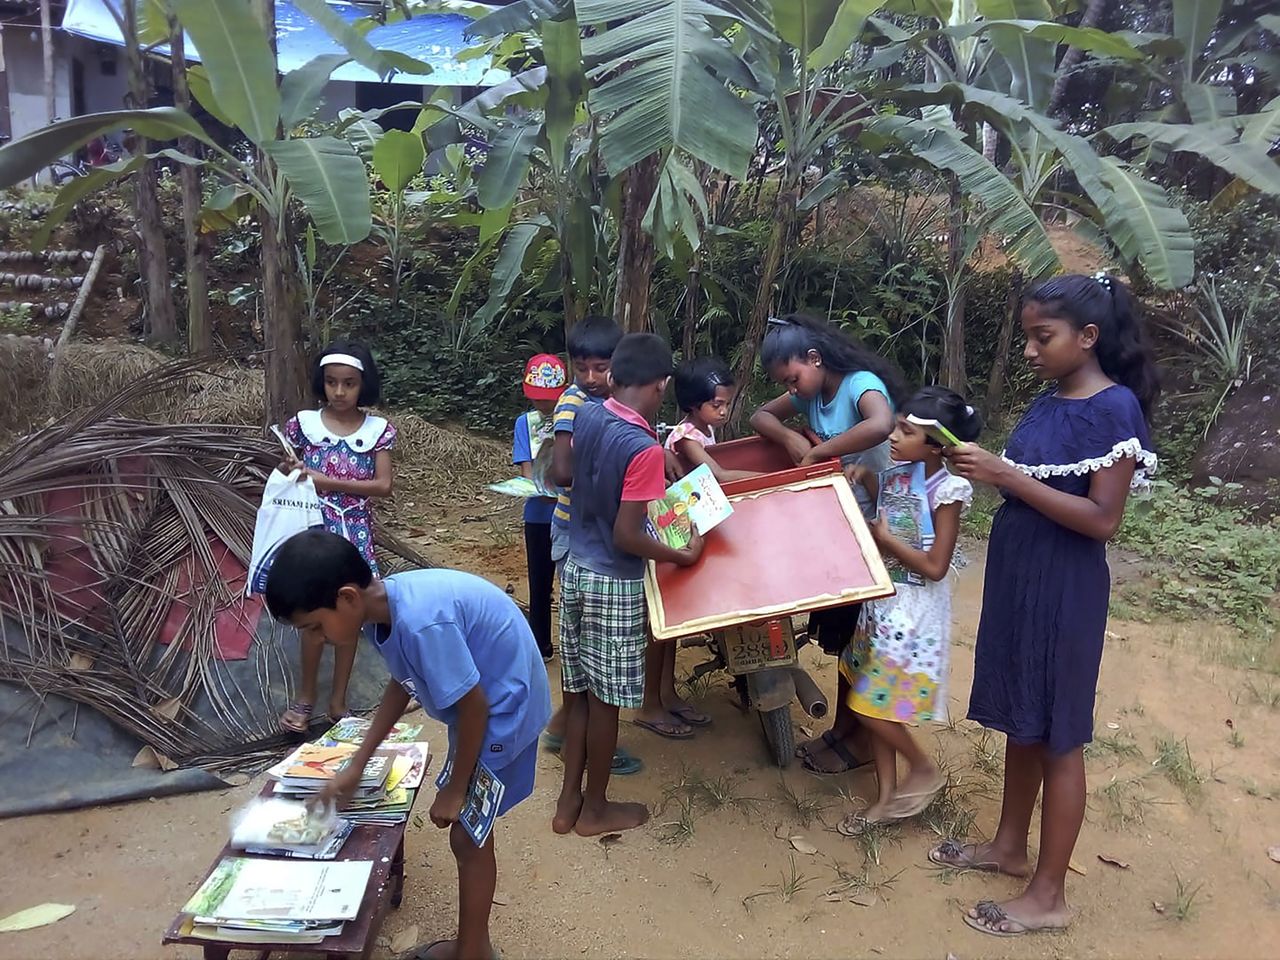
[{"xmin": 931, "ymin": 274, "xmax": 1159, "ymax": 938}]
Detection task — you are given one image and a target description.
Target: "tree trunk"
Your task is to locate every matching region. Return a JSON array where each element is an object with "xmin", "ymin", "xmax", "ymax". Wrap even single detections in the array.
[
  {"xmin": 727, "ymin": 187, "xmax": 795, "ymax": 431},
  {"xmin": 612, "ymin": 154, "xmax": 659, "ymax": 334},
  {"xmin": 253, "ymin": 0, "xmax": 308, "ymax": 423},
  {"xmin": 1049, "ymin": 0, "xmax": 1108, "ymax": 117},
  {"xmin": 940, "ymin": 179, "xmax": 967, "ymax": 392},
  {"xmin": 983, "ymin": 267, "xmax": 1023, "ymax": 423},
  {"xmin": 40, "ymin": 0, "xmax": 54, "ymax": 124},
  {"xmin": 169, "ymin": 23, "xmax": 211, "ymax": 354},
  {"xmin": 682, "ymin": 248, "xmax": 701, "ymax": 360},
  {"xmin": 123, "ymin": 2, "xmax": 177, "ymax": 344}
]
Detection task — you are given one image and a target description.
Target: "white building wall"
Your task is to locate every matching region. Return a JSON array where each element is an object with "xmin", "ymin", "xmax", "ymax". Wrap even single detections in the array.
[{"xmin": 2, "ymin": 25, "xmax": 71, "ymax": 140}]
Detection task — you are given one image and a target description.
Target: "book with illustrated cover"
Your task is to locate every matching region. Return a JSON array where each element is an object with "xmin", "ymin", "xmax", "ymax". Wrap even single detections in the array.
[
  {"xmin": 435, "ymin": 752, "xmax": 505, "ymax": 848},
  {"xmin": 876, "ymin": 461, "xmax": 934, "ymax": 586},
  {"xmin": 230, "ymin": 797, "xmax": 351, "ymax": 859},
  {"xmin": 321, "ymin": 716, "xmax": 424, "ymax": 745},
  {"xmin": 645, "ymin": 463, "xmax": 734, "ymax": 550},
  {"xmin": 490, "ymin": 413, "xmax": 558, "ymax": 498}
]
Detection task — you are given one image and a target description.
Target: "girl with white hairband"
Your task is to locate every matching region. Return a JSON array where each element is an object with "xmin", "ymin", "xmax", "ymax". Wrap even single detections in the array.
[
  {"xmin": 278, "ymin": 339, "xmax": 397, "ymax": 733},
  {"xmin": 835, "ymin": 385, "xmax": 982, "ymax": 836}
]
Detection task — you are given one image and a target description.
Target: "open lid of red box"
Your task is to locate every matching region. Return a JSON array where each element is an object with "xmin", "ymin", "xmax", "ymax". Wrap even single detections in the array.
[{"xmin": 644, "ymin": 465, "xmax": 896, "ymax": 640}]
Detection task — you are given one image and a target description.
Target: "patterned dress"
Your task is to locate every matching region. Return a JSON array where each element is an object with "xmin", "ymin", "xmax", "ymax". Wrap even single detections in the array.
[
  {"xmin": 284, "ymin": 409, "xmax": 397, "ymax": 575},
  {"xmin": 840, "ymin": 467, "xmax": 973, "ymax": 724},
  {"xmin": 967, "ymin": 384, "xmax": 1155, "ymax": 753}
]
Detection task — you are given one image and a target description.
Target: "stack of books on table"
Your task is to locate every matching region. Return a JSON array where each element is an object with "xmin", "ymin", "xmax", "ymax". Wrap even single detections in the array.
[
  {"xmin": 182, "ymin": 857, "xmax": 372, "ymax": 944},
  {"xmin": 265, "ymin": 718, "xmax": 430, "ymax": 826}
]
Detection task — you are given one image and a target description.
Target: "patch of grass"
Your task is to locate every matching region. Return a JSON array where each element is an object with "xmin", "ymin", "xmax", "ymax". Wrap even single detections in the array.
[
  {"xmin": 969, "ymin": 729, "xmax": 1003, "ymax": 781},
  {"xmin": 1228, "ymin": 728, "xmax": 1245, "ymax": 749},
  {"xmin": 1153, "ymin": 737, "xmax": 1204, "ymax": 802},
  {"xmin": 677, "ymin": 670, "xmax": 714, "ymax": 703},
  {"xmin": 853, "ymin": 816, "xmax": 900, "ymax": 868},
  {"xmin": 693, "ymin": 773, "xmax": 761, "ymax": 815},
  {"xmin": 657, "ymin": 796, "xmax": 697, "ymax": 846},
  {"xmin": 919, "ymin": 764, "xmax": 985, "ymax": 841},
  {"xmin": 1093, "ymin": 774, "xmax": 1156, "ymax": 829},
  {"xmin": 827, "ymin": 860, "xmax": 903, "ymax": 898},
  {"xmin": 1242, "ymin": 678, "xmax": 1280, "ymax": 710},
  {"xmin": 1085, "ymin": 731, "xmax": 1144, "ymax": 764},
  {"xmin": 776, "ymin": 853, "xmax": 818, "ymax": 903},
  {"xmin": 777, "ymin": 777, "xmax": 831, "ymax": 828},
  {"xmin": 1168, "ymin": 871, "xmax": 1205, "ymax": 922}
]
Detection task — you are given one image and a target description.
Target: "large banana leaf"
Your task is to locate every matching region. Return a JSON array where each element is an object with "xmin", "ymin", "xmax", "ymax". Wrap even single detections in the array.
[
  {"xmin": 809, "ymin": 0, "xmax": 881, "ymax": 70},
  {"xmin": 476, "ymin": 120, "xmax": 540, "ymax": 208},
  {"xmin": 978, "ymin": 4, "xmax": 1055, "ymax": 112},
  {"xmin": 464, "ymin": 0, "xmax": 573, "ymax": 39},
  {"xmin": 1173, "ymin": 0, "xmax": 1222, "ymax": 80},
  {"xmin": 291, "ymin": 0, "xmax": 432, "ymax": 79},
  {"xmin": 579, "ymin": 0, "xmax": 760, "ymax": 178},
  {"xmin": 171, "ymin": 0, "xmax": 280, "ymax": 146},
  {"xmin": 263, "ymin": 137, "xmax": 372, "ymax": 244},
  {"xmin": 1182, "ymin": 82, "xmax": 1236, "ymax": 124},
  {"xmin": 0, "ymin": 108, "xmax": 210, "ymax": 188},
  {"xmin": 1103, "ymin": 121, "xmax": 1280, "ymax": 196},
  {"xmin": 1095, "ymin": 158, "xmax": 1194, "ymax": 289},
  {"xmin": 642, "ymin": 153, "xmax": 710, "ymax": 259},
  {"xmin": 280, "ymin": 54, "xmax": 353, "ymax": 128},
  {"xmin": 542, "ymin": 17, "xmax": 585, "ymax": 166},
  {"xmin": 1242, "ymin": 95, "xmax": 1280, "ymax": 145},
  {"xmin": 187, "ymin": 66, "xmax": 237, "ymax": 129},
  {"xmin": 867, "ymin": 114, "xmax": 1059, "ymax": 279},
  {"xmin": 472, "ymin": 218, "xmax": 554, "ymax": 327},
  {"xmin": 373, "ymin": 129, "xmax": 426, "ymax": 193}
]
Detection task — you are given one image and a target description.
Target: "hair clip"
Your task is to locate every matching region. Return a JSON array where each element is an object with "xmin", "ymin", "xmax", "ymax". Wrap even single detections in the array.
[
  {"xmin": 964, "ymin": 404, "xmax": 974, "ymax": 416},
  {"xmin": 1093, "ymin": 271, "xmax": 1113, "ymax": 290},
  {"xmin": 766, "ymin": 316, "xmax": 790, "ymax": 327}
]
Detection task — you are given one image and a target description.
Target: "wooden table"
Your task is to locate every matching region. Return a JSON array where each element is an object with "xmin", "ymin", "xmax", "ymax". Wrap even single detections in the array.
[{"xmin": 163, "ymin": 788, "xmax": 415, "ymax": 960}]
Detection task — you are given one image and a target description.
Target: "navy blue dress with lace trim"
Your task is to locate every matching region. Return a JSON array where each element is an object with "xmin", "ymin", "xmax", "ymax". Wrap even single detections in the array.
[{"xmin": 967, "ymin": 384, "xmax": 1156, "ymax": 754}]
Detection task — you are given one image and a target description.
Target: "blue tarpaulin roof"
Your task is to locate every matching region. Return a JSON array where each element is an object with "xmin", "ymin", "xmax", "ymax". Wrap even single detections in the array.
[{"xmin": 62, "ymin": 0, "xmax": 502, "ymax": 86}]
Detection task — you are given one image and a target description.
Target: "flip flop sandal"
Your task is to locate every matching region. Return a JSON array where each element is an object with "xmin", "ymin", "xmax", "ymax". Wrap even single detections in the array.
[
  {"xmin": 280, "ymin": 701, "xmax": 313, "ymax": 733},
  {"xmin": 668, "ymin": 705, "xmax": 711, "ymax": 727},
  {"xmin": 886, "ymin": 780, "xmax": 945, "ymax": 820},
  {"xmin": 540, "ymin": 734, "xmax": 644, "ymax": 775},
  {"xmin": 927, "ymin": 839, "xmax": 1001, "ymax": 873},
  {"xmin": 795, "ymin": 729, "xmax": 838, "ymax": 760},
  {"xmin": 632, "ymin": 717, "xmax": 695, "ymax": 740},
  {"xmin": 800, "ymin": 735, "xmax": 871, "ymax": 775},
  {"xmin": 962, "ymin": 900, "xmax": 1068, "ymax": 938},
  {"xmin": 836, "ymin": 811, "xmax": 891, "ymax": 838},
  {"xmin": 413, "ymin": 940, "xmax": 502, "ymax": 960}
]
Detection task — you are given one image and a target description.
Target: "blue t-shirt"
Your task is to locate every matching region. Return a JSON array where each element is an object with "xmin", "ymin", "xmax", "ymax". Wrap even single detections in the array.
[
  {"xmin": 791, "ymin": 370, "xmax": 894, "ymax": 519},
  {"xmin": 373, "ymin": 570, "xmax": 552, "ymax": 770},
  {"xmin": 512, "ymin": 411, "xmax": 556, "ymax": 524}
]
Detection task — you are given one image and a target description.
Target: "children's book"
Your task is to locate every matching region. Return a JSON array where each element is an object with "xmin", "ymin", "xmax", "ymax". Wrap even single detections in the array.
[
  {"xmin": 435, "ymin": 752, "xmax": 505, "ymax": 848},
  {"xmin": 876, "ymin": 461, "xmax": 934, "ymax": 587},
  {"xmin": 490, "ymin": 412, "xmax": 559, "ymax": 498},
  {"xmin": 184, "ymin": 857, "xmax": 372, "ymax": 925},
  {"xmin": 230, "ymin": 797, "xmax": 351, "ymax": 859},
  {"xmin": 321, "ymin": 716, "xmax": 424, "ymax": 745},
  {"xmin": 645, "ymin": 463, "xmax": 734, "ymax": 550}
]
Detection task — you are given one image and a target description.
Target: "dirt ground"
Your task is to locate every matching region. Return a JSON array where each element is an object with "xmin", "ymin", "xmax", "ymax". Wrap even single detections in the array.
[{"xmin": 1, "ymin": 523, "xmax": 1278, "ymax": 960}]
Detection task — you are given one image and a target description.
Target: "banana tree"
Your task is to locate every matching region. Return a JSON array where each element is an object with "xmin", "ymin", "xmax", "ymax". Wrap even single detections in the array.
[{"xmin": 0, "ymin": 0, "xmax": 408, "ymax": 420}]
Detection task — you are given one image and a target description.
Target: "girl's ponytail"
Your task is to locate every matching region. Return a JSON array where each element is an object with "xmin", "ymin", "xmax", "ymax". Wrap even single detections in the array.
[
  {"xmin": 762, "ymin": 312, "xmax": 908, "ymax": 406},
  {"xmin": 1025, "ymin": 275, "xmax": 1160, "ymax": 419}
]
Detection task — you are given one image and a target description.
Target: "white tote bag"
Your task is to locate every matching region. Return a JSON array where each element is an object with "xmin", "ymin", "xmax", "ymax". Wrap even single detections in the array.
[{"xmin": 246, "ymin": 469, "xmax": 325, "ymax": 596}]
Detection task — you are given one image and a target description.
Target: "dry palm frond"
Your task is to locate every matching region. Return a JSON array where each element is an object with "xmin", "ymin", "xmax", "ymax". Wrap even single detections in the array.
[{"xmin": 0, "ymin": 358, "xmax": 425, "ymax": 769}]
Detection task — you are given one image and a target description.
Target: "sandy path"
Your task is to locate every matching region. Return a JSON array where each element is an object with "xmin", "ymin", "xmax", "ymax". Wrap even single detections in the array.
[{"xmin": 1, "ymin": 546, "xmax": 1277, "ymax": 960}]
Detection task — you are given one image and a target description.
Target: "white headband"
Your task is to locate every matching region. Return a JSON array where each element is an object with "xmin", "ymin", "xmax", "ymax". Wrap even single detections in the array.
[{"xmin": 320, "ymin": 353, "xmax": 364, "ymax": 372}]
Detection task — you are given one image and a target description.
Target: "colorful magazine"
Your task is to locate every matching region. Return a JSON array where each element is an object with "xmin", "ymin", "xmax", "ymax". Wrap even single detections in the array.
[
  {"xmin": 876, "ymin": 461, "xmax": 934, "ymax": 587},
  {"xmin": 645, "ymin": 463, "xmax": 734, "ymax": 550},
  {"xmin": 184, "ymin": 857, "xmax": 372, "ymax": 924},
  {"xmin": 435, "ymin": 753, "xmax": 505, "ymax": 848}
]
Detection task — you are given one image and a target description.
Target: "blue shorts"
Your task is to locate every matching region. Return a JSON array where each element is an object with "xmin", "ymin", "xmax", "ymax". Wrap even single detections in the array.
[{"xmin": 494, "ymin": 739, "xmax": 538, "ymax": 817}]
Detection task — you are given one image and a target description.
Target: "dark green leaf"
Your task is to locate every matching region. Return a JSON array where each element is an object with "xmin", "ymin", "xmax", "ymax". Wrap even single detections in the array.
[
  {"xmin": 476, "ymin": 120, "xmax": 539, "ymax": 209},
  {"xmin": 264, "ymin": 137, "xmax": 373, "ymax": 244},
  {"xmin": 280, "ymin": 54, "xmax": 353, "ymax": 128},
  {"xmin": 373, "ymin": 129, "xmax": 426, "ymax": 193}
]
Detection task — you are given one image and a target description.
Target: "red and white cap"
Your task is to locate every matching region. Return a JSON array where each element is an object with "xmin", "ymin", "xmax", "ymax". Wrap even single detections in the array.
[{"xmin": 522, "ymin": 353, "xmax": 567, "ymax": 400}]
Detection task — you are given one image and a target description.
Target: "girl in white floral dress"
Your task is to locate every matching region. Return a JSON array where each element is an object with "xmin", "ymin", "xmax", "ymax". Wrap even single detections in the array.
[{"xmin": 838, "ymin": 387, "xmax": 983, "ymax": 833}]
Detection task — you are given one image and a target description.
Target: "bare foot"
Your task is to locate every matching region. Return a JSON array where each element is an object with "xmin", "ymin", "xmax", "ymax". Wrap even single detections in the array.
[
  {"xmin": 552, "ymin": 792, "xmax": 583, "ymax": 835},
  {"xmin": 328, "ymin": 700, "xmax": 349, "ymax": 720},
  {"xmin": 965, "ymin": 893, "xmax": 1071, "ymax": 935},
  {"xmin": 573, "ymin": 800, "xmax": 649, "ymax": 837},
  {"xmin": 896, "ymin": 763, "xmax": 943, "ymax": 798},
  {"xmin": 928, "ymin": 839, "xmax": 1031, "ymax": 877}
]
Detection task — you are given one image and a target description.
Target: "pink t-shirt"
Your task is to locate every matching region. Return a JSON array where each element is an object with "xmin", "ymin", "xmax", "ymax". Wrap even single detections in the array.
[
  {"xmin": 604, "ymin": 398, "xmax": 667, "ymax": 501},
  {"xmin": 664, "ymin": 420, "xmax": 715, "ymax": 452}
]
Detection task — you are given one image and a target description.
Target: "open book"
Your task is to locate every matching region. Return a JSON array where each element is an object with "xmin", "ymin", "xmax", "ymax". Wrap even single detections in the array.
[{"xmin": 645, "ymin": 463, "xmax": 734, "ymax": 550}]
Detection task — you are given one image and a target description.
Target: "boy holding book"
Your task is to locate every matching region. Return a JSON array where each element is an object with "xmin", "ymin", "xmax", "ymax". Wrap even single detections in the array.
[
  {"xmin": 553, "ymin": 333, "xmax": 704, "ymax": 837},
  {"xmin": 265, "ymin": 529, "xmax": 551, "ymax": 960}
]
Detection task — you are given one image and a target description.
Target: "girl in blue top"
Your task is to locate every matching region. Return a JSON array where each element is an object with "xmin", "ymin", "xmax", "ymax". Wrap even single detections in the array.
[{"xmin": 751, "ymin": 312, "xmax": 907, "ymax": 774}]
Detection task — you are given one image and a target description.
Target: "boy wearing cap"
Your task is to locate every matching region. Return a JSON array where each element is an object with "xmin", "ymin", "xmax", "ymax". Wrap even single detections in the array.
[{"xmin": 513, "ymin": 353, "xmax": 567, "ymax": 661}]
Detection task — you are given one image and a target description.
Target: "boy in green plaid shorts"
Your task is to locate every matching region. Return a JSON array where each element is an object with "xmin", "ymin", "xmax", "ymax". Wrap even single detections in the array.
[{"xmin": 552, "ymin": 334, "xmax": 704, "ymax": 837}]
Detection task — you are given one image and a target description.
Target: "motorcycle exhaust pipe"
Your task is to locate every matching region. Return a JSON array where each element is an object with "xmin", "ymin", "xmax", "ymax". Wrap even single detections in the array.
[{"xmin": 788, "ymin": 666, "xmax": 828, "ymax": 719}]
